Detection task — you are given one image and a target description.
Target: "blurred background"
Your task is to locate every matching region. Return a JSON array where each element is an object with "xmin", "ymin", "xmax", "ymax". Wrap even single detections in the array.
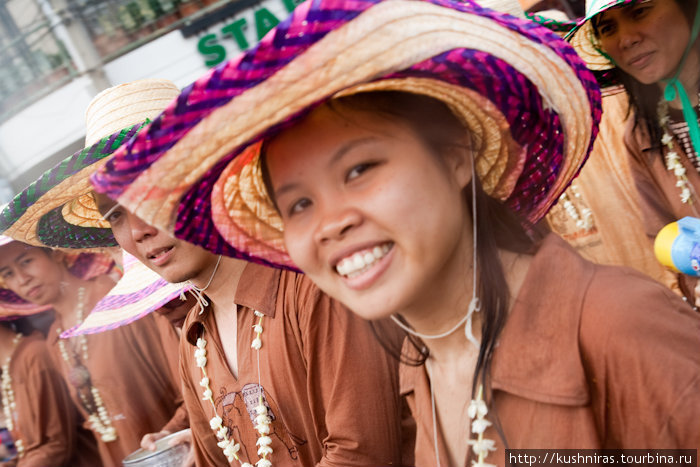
[{"xmin": 0, "ymin": 0, "xmax": 582, "ymax": 203}]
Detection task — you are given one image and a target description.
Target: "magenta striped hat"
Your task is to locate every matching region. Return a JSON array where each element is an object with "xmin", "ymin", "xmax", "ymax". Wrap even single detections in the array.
[{"xmin": 91, "ymin": 0, "xmax": 602, "ymax": 270}]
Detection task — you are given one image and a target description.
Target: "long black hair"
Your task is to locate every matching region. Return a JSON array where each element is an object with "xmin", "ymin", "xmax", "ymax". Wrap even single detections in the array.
[{"xmin": 591, "ymin": 0, "xmax": 699, "ymax": 148}]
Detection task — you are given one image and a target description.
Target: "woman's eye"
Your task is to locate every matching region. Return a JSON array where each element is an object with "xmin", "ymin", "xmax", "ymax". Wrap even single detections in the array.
[
  {"xmin": 346, "ymin": 162, "xmax": 377, "ymax": 181},
  {"xmin": 597, "ymin": 21, "xmax": 615, "ymax": 37},
  {"xmin": 288, "ymin": 198, "xmax": 312, "ymax": 216},
  {"xmin": 106, "ymin": 209, "xmax": 123, "ymax": 224}
]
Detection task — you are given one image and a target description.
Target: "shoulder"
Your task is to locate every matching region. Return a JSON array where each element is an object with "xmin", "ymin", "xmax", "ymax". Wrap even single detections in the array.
[
  {"xmin": 12, "ymin": 334, "xmax": 54, "ymax": 376},
  {"xmin": 580, "ymin": 263, "xmax": 700, "ymax": 352}
]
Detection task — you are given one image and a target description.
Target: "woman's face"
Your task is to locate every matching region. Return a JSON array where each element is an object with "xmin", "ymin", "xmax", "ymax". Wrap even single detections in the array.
[
  {"xmin": 265, "ymin": 103, "xmax": 473, "ymax": 320},
  {"xmin": 0, "ymin": 242, "xmax": 66, "ymax": 305},
  {"xmin": 596, "ymin": 0, "xmax": 693, "ymax": 84}
]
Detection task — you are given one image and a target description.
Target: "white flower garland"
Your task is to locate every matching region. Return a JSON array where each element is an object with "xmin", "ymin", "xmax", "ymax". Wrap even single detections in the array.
[
  {"xmin": 57, "ymin": 286, "xmax": 117, "ymax": 442},
  {"xmin": 558, "ymin": 183, "xmax": 594, "ymax": 232},
  {"xmin": 467, "ymin": 385, "xmax": 496, "ymax": 467},
  {"xmin": 196, "ymin": 310, "xmax": 273, "ymax": 466},
  {"xmin": 658, "ymin": 97, "xmax": 697, "ymax": 204},
  {"xmin": 1, "ymin": 334, "xmax": 23, "ymax": 458}
]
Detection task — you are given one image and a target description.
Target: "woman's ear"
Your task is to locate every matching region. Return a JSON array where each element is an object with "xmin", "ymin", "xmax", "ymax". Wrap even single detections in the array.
[{"xmin": 442, "ymin": 136, "xmax": 474, "ymax": 190}]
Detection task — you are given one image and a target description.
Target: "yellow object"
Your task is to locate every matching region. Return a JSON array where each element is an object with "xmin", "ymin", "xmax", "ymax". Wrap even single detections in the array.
[{"xmin": 654, "ymin": 221, "xmax": 681, "ymax": 273}]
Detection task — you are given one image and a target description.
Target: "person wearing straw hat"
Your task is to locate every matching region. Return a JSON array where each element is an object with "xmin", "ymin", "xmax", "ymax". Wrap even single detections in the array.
[
  {"xmin": 0, "ymin": 77, "xmax": 407, "ymax": 465},
  {"xmin": 568, "ymin": 0, "xmax": 700, "ymax": 301},
  {"xmin": 0, "ymin": 80, "xmax": 190, "ymax": 467},
  {"xmin": 89, "ymin": 0, "xmax": 700, "ymax": 464},
  {"xmin": 0, "ymin": 236, "xmax": 101, "ymax": 467}
]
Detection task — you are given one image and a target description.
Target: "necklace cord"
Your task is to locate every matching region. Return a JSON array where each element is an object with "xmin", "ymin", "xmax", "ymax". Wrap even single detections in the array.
[{"xmin": 189, "ymin": 255, "xmax": 223, "ymax": 314}]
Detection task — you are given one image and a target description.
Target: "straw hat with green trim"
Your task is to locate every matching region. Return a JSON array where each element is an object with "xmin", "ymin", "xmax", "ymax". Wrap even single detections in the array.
[{"xmin": 0, "ymin": 79, "xmax": 180, "ymax": 250}]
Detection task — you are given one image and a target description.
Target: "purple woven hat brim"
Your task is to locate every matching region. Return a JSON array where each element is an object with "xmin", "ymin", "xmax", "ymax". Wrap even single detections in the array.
[
  {"xmin": 92, "ymin": 0, "xmax": 601, "ymax": 268},
  {"xmin": 60, "ymin": 280, "xmax": 189, "ymax": 337}
]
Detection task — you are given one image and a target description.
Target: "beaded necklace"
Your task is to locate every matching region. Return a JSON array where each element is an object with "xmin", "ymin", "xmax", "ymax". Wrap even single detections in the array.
[
  {"xmin": 658, "ymin": 93, "xmax": 700, "ymax": 205},
  {"xmin": 195, "ymin": 310, "xmax": 272, "ymax": 467},
  {"xmin": 1, "ymin": 334, "xmax": 23, "ymax": 458},
  {"xmin": 56, "ymin": 286, "xmax": 117, "ymax": 442}
]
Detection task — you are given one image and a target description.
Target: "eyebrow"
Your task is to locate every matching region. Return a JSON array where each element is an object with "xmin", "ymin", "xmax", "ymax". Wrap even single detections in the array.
[{"xmin": 273, "ymin": 137, "xmax": 378, "ymax": 198}]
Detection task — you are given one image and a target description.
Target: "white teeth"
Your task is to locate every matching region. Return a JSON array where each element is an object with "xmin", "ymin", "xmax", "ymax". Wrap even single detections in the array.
[{"xmin": 335, "ymin": 243, "xmax": 391, "ymax": 278}]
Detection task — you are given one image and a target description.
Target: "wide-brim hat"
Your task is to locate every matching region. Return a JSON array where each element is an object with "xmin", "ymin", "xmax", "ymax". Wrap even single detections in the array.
[
  {"xmin": 61, "ymin": 250, "xmax": 191, "ymax": 338},
  {"xmin": 565, "ymin": 0, "xmax": 636, "ymax": 86},
  {"xmin": 0, "ymin": 236, "xmax": 115, "ymax": 319},
  {"xmin": 91, "ymin": 0, "xmax": 602, "ymax": 270},
  {"xmin": 0, "ymin": 79, "xmax": 181, "ymax": 250}
]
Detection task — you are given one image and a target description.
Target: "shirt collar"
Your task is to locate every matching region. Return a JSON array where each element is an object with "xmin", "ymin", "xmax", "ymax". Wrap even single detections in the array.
[
  {"xmin": 401, "ymin": 234, "xmax": 592, "ymax": 407},
  {"xmin": 185, "ymin": 261, "xmax": 282, "ymax": 345}
]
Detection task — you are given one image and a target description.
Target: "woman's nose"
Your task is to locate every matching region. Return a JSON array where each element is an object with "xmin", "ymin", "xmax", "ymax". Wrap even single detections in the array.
[{"xmin": 314, "ymin": 205, "xmax": 362, "ymax": 244}]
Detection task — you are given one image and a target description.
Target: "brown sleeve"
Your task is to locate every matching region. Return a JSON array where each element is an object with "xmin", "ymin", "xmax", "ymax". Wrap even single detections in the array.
[
  {"xmin": 581, "ymin": 267, "xmax": 700, "ymax": 446},
  {"xmin": 14, "ymin": 339, "xmax": 79, "ymax": 467},
  {"xmin": 294, "ymin": 277, "xmax": 404, "ymax": 467},
  {"xmin": 179, "ymin": 332, "xmax": 230, "ymax": 466}
]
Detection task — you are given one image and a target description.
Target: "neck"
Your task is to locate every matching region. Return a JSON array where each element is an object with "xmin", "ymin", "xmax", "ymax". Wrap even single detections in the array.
[
  {"xmin": 52, "ymin": 275, "xmax": 90, "ymax": 329},
  {"xmin": 663, "ymin": 45, "xmax": 700, "ymax": 110},
  {"xmin": 190, "ymin": 256, "xmax": 247, "ymax": 312}
]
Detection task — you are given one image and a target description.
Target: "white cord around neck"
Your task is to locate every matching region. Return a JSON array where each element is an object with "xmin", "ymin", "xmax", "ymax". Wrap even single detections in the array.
[
  {"xmin": 390, "ymin": 156, "xmax": 481, "ymax": 347},
  {"xmin": 189, "ymin": 255, "xmax": 223, "ymax": 315}
]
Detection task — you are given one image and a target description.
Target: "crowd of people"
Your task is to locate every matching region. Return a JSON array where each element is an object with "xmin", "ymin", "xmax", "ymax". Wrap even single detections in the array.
[{"xmin": 0, "ymin": 0, "xmax": 698, "ymax": 465}]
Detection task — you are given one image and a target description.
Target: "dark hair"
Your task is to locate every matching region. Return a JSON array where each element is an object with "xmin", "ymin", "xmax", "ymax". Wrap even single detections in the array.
[
  {"xmin": 261, "ymin": 91, "xmax": 546, "ymax": 446},
  {"xmin": 591, "ymin": 0, "xmax": 699, "ymax": 148}
]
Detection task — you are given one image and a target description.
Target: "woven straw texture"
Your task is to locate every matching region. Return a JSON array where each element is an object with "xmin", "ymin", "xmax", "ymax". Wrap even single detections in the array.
[
  {"xmin": 0, "ymin": 79, "xmax": 180, "ymax": 250},
  {"xmin": 92, "ymin": 0, "xmax": 602, "ymax": 270}
]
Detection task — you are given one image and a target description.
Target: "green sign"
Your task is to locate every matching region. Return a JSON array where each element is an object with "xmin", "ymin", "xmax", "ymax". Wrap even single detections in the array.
[{"xmin": 197, "ymin": 0, "xmax": 304, "ymax": 67}]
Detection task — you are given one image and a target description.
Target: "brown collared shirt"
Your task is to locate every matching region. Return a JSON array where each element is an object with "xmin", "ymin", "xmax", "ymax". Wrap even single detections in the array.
[
  {"xmin": 180, "ymin": 262, "xmax": 405, "ymax": 466},
  {"xmin": 402, "ymin": 234, "xmax": 700, "ymax": 466},
  {"xmin": 47, "ymin": 312, "xmax": 185, "ymax": 467},
  {"xmin": 7, "ymin": 333, "xmax": 100, "ymax": 467}
]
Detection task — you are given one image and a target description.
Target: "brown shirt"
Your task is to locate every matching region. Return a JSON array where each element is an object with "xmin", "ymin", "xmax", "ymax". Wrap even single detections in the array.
[
  {"xmin": 6, "ymin": 333, "xmax": 100, "ymax": 467},
  {"xmin": 625, "ymin": 116, "xmax": 700, "ymax": 298},
  {"xmin": 546, "ymin": 91, "xmax": 669, "ymax": 284},
  {"xmin": 48, "ymin": 312, "xmax": 184, "ymax": 466},
  {"xmin": 401, "ymin": 234, "xmax": 700, "ymax": 466},
  {"xmin": 625, "ymin": 115, "xmax": 700, "ymax": 237},
  {"xmin": 180, "ymin": 262, "xmax": 405, "ymax": 466}
]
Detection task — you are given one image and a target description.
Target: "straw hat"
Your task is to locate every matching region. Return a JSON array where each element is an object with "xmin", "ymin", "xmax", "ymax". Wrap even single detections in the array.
[
  {"xmin": 60, "ymin": 250, "xmax": 191, "ymax": 338},
  {"xmin": 0, "ymin": 79, "xmax": 180, "ymax": 249},
  {"xmin": 91, "ymin": 0, "xmax": 602, "ymax": 270},
  {"xmin": 0, "ymin": 236, "xmax": 115, "ymax": 319}
]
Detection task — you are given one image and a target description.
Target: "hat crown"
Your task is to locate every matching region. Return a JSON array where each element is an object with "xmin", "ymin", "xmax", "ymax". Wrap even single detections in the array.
[
  {"xmin": 477, "ymin": 0, "xmax": 525, "ymax": 18},
  {"xmin": 585, "ymin": 0, "xmax": 625, "ymax": 19},
  {"xmin": 84, "ymin": 78, "xmax": 180, "ymax": 147}
]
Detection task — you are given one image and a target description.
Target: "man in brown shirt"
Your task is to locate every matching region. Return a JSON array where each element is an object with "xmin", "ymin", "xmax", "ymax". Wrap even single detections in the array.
[
  {"xmin": 96, "ymin": 194, "xmax": 407, "ymax": 466},
  {"xmin": 0, "ymin": 330, "xmax": 100, "ymax": 467}
]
